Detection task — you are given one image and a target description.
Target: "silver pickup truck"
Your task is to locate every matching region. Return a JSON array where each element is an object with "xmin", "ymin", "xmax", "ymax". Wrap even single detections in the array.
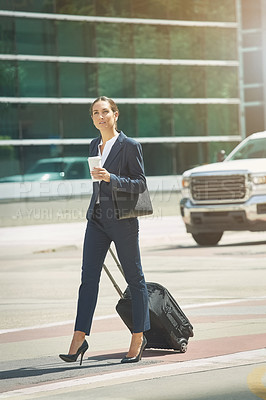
[{"xmin": 180, "ymin": 131, "xmax": 266, "ymax": 245}]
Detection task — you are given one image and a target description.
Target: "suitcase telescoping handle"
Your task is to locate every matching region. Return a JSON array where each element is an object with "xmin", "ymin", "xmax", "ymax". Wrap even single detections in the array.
[
  {"xmin": 108, "ymin": 248, "xmax": 125, "ymax": 277},
  {"xmin": 102, "ymin": 248, "xmax": 125, "ymax": 299}
]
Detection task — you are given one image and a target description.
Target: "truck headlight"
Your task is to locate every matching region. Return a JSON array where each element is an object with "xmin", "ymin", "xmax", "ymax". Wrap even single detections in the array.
[
  {"xmin": 251, "ymin": 175, "xmax": 266, "ymax": 185},
  {"xmin": 182, "ymin": 177, "xmax": 190, "ymax": 188}
]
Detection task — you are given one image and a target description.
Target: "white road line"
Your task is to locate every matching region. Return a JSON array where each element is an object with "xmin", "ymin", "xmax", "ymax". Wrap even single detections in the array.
[
  {"xmin": 0, "ymin": 314, "xmax": 117, "ymax": 335},
  {"xmin": 1, "ymin": 297, "xmax": 266, "ymax": 335},
  {"xmin": 182, "ymin": 296, "xmax": 266, "ymax": 309},
  {"xmin": 0, "ymin": 349, "xmax": 265, "ymax": 398}
]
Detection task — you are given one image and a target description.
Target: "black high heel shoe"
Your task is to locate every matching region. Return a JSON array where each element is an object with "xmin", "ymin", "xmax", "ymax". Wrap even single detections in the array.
[
  {"xmin": 59, "ymin": 340, "xmax": 88, "ymax": 366},
  {"xmin": 121, "ymin": 336, "xmax": 147, "ymax": 364}
]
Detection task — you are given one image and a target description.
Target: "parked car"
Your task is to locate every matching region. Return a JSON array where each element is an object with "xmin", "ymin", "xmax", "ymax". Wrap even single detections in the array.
[
  {"xmin": 0, "ymin": 157, "xmax": 91, "ymax": 182},
  {"xmin": 180, "ymin": 131, "xmax": 266, "ymax": 245}
]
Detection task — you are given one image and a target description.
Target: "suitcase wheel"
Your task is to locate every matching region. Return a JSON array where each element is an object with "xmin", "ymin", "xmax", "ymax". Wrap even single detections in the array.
[{"xmin": 178, "ymin": 339, "xmax": 188, "ymax": 353}]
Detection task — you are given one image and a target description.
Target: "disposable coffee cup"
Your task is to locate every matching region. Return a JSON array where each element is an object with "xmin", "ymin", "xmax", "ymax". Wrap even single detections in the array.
[{"xmin": 88, "ymin": 156, "xmax": 102, "ymax": 181}]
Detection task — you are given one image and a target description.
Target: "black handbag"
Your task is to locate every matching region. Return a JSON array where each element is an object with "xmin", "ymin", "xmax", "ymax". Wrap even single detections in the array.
[
  {"xmin": 113, "ymin": 141, "xmax": 153, "ymax": 219},
  {"xmin": 113, "ymin": 187, "xmax": 153, "ymax": 219}
]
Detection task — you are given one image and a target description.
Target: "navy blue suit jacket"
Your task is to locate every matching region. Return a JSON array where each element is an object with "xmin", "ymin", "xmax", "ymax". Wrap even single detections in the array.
[{"xmin": 86, "ymin": 131, "xmax": 146, "ymax": 220}]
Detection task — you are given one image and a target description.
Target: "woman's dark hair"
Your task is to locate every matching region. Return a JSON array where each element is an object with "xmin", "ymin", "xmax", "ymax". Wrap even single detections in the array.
[{"xmin": 90, "ymin": 96, "xmax": 119, "ymax": 116}]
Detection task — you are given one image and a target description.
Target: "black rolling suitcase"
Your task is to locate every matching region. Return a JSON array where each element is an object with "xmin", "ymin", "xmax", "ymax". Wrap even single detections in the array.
[{"xmin": 103, "ymin": 248, "xmax": 194, "ymax": 353}]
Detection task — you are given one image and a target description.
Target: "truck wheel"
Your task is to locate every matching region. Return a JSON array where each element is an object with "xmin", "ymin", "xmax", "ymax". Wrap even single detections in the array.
[{"xmin": 192, "ymin": 232, "xmax": 223, "ymax": 246}]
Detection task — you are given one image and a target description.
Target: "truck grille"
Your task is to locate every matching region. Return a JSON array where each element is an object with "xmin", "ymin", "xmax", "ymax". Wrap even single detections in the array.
[{"xmin": 191, "ymin": 174, "xmax": 246, "ymax": 202}]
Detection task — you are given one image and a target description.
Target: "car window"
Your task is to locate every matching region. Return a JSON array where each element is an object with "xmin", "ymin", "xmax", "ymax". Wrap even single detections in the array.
[
  {"xmin": 227, "ymin": 138, "xmax": 266, "ymax": 160},
  {"xmin": 66, "ymin": 162, "xmax": 86, "ymax": 179},
  {"xmin": 28, "ymin": 161, "xmax": 65, "ymax": 173}
]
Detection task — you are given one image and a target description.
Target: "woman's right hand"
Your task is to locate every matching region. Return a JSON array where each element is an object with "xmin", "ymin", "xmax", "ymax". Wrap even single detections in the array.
[{"xmin": 91, "ymin": 167, "xmax": 110, "ymax": 182}]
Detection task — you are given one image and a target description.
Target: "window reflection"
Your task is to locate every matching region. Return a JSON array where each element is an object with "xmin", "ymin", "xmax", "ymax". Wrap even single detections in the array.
[
  {"xmin": 0, "ymin": 145, "xmax": 91, "ymax": 182},
  {"xmin": 0, "ymin": 0, "xmax": 241, "ymax": 185}
]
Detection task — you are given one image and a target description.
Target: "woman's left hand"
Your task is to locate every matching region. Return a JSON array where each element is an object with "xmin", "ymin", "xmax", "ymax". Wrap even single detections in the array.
[{"xmin": 91, "ymin": 167, "xmax": 110, "ymax": 182}]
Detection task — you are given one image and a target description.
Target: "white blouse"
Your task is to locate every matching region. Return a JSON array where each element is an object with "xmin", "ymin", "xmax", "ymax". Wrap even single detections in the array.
[
  {"xmin": 98, "ymin": 133, "xmax": 119, "ymax": 166},
  {"xmin": 96, "ymin": 133, "xmax": 119, "ymax": 203}
]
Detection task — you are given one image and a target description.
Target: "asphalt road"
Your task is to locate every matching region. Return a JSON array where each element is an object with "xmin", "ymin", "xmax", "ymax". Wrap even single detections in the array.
[{"xmin": 0, "ymin": 215, "xmax": 266, "ymax": 399}]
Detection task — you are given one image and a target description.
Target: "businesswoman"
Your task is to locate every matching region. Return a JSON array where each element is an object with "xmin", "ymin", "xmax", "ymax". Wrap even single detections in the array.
[{"xmin": 59, "ymin": 96, "xmax": 150, "ymax": 365}]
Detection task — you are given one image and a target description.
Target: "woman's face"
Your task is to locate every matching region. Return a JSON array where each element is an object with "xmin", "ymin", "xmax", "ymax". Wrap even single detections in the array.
[{"xmin": 91, "ymin": 100, "xmax": 118, "ymax": 132}]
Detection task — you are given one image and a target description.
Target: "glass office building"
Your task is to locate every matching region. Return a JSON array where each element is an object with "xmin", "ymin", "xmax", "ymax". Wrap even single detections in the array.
[{"xmin": 0, "ymin": 0, "xmax": 265, "ymax": 180}]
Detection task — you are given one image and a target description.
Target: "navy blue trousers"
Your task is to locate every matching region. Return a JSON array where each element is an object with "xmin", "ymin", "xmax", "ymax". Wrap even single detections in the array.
[{"xmin": 74, "ymin": 206, "xmax": 150, "ymax": 335}]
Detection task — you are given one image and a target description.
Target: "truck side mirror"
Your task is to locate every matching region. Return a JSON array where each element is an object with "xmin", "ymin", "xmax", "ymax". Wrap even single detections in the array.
[{"xmin": 217, "ymin": 150, "xmax": 226, "ymax": 162}]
